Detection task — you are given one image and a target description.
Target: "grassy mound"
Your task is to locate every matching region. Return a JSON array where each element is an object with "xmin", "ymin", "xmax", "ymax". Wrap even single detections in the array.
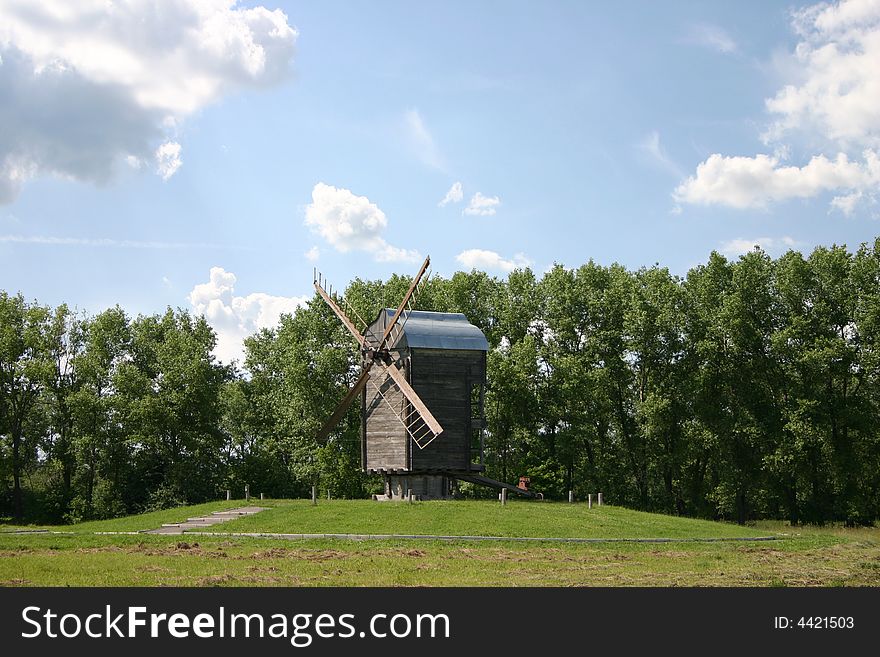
[{"xmin": 186, "ymin": 499, "xmax": 770, "ymax": 539}]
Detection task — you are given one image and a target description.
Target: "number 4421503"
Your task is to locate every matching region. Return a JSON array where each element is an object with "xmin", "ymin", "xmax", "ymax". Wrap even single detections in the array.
[{"xmin": 774, "ymin": 616, "xmax": 854, "ymax": 629}]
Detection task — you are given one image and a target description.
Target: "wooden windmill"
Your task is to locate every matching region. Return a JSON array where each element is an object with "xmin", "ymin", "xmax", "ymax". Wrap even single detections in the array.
[{"xmin": 314, "ymin": 256, "xmax": 531, "ymax": 499}]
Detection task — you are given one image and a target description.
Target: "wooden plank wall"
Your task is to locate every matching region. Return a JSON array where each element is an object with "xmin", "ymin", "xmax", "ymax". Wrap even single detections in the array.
[
  {"xmin": 410, "ymin": 348, "xmax": 485, "ymax": 472},
  {"xmin": 363, "ymin": 362, "xmax": 408, "ymax": 470},
  {"xmin": 362, "ymin": 347, "xmax": 487, "ymax": 473}
]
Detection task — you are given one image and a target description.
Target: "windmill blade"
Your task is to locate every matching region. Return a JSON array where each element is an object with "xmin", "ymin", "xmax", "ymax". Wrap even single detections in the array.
[
  {"xmin": 315, "ymin": 364, "xmax": 373, "ymax": 443},
  {"xmin": 314, "ymin": 278, "xmax": 364, "ymax": 347},
  {"xmin": 373, "ymin": 360, "xmax": 443, "ymax": 448},
  {"xmin": 378, "ymin": 255, "xmax": 431, "ymax": 349},
  {"xmin": 386, "ymin": 269, "xmax": 430, "ymax": 349}
]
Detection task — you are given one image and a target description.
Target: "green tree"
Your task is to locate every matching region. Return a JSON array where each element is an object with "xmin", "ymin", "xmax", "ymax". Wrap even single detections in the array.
[
  {"xmin": 0, "ymin": 293, "xmax": 53, "ymax": 520},
  {"xmin": 115, "ymin": 309, "xmax": 229, "ymax": 509},
  {"xmin": 66, "ymin": 307, "xmax": 131, "ymax": 519}
]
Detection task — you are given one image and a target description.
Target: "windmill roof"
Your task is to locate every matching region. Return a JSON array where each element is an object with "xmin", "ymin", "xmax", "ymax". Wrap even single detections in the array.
[{"xmin": 372, "ymin": 309, "xmax": 489, "ymax": 351}]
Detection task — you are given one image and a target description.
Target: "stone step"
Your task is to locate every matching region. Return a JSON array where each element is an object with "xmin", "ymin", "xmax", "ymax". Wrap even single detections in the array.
[
  {"xmin": 186, "ymin": 517, "xmax": 228, "ymax": 523},
  {"xmin": 146, "ymin": 506, "xmax": 268, "ymax": 535}
]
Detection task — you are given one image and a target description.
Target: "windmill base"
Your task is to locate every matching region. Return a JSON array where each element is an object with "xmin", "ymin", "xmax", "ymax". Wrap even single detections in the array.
[
  {"xmin": 378, "ymin": 474, "xmax": 455, "ymax": 500},
  {"xmin": 371, "ymin": 471, "xmax": 539, "ymax": 500}
]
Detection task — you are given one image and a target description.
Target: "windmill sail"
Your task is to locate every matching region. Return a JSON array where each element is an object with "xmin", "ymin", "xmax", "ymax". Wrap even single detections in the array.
[
  {"xmin": 372, "ymin": 361, "xmax": 443, "ymax": 449},
  {"xmin": 314, "ymin": 277, "xmax": 365, "ymax": 347},
  {"xmin": 315, "ymin": 366, "xmax": 372, "ymax": 443},
  {"xmin": 313, "ymin": 255, "xmax": 444, "ymax": 447}
]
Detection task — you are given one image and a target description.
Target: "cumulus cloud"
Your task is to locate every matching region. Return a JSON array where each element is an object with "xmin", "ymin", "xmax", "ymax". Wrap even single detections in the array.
[
  {"xmin": 0, "ymin": 0, "xmax": 297, "ymax": 203},
  {"xmin": 188, "ymin": 266, "xmax": 307, "ymax": 364},
  {"xmin": 456, "ymin": 249, "xmax": 531, "ymax": 272},
  {"xmin": 463, "ymin": 192, "xmax": 501, "ymax": 216},
  {"xmin": 719, "ymin": 235, "xmax": 802, "ymax": 257},
  {"xmin": 829, "ymin": 190, "xmax": 864, "ymax": 215},
  {"xmin": 676, "ymin": 0, "xmax": 880, "ymax": 214},
  {"xmin": 438, "ymin": 181, "xmax": 463, "ymax": 207},
  {"xmin": 304, "ymin": 245, "xmax": 320, "ymax": 262},
  {"xmin": 674, "ymin": 151, "xmax": 880, "ymax": 209},
  {"xmin": 404, "ymin": 108, "xmax": 444, "ymax": 171},
  {"xmin": 764, "ymin": 0, "xmax": 880, "ymax": 147},
  {"xmin": 304, "ymin": 182, "xmax": 420, "ymax": 263}
]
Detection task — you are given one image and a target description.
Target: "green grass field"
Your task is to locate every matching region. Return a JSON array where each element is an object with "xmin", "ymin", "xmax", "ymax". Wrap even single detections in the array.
[{"xmin": 1, "ymin": 499, "xmax": 878, "ymax": 586}]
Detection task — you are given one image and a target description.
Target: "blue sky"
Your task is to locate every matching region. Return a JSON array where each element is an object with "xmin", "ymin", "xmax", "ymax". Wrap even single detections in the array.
[{"xmin": 2, "ymin": 1, "xmax": 879, "ymax": 362}]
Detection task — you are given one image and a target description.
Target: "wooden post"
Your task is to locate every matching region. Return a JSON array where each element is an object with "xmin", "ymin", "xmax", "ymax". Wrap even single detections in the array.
[
  {"xmin": 226, "ymin": 489, "xmax": 231, "ymax": 501},
  {"xmin": 245, "ymin": 484, "xmax": 249, "ymax": 501},
  {"xmin": 260, "ymin": 493, "xmax": 264, "ymax": 501},
  {"xmin": 312, "ymin": 485, "xmax": 317, "ymax": 506},
  {"xmin": 568, "ymin": 490, "xmax": 573, "ymax": 504},
  {"xmin": 407, "ymin": 488, "xmax": 413, "ymax": 504},
  {"xmin": 501, "ymin": 488, "xmax": 507, "ymax": 506},
  {"xmin": 588, "ymin": 494, "xmax": 592, "ymax": 509},
  {"xmin": 598, "ymin": 492, "xmax": 603, "ymax": 506},
  {"xmin": 327, "ymin": 490, "xmax": 331, "ymax": 501}
]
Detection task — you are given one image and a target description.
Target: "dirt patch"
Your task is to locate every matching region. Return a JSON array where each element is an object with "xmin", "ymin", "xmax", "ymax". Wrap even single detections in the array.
[
  {"xmin": 248, "ymin": 548, "xmax": 294, "ymax": 560},
  {"xmin": 75, "ymin": 545, "xmax": 126, "ymax": 554},
  {"xmin": 136, "ymin": 565, "xmax": 170, "ymax": 573},
  {"xmin": 248, "ymin": 548, "xmax": 351, "ymax": 562},
  {"xmin": 198, "ymin": 574, "xmax": 236, "ymax": 586},
  {"xmin": 648, "ymin": 550, "xmax": 699, "ymax": 558},
  {"xmin": 735, "ymin": 546, "xmax": 788, "ymax": 558},
  {"xmin": 452, "ymin": 548, "xmax": 631, "ymax": 564},
  {"xmin": 0, "ymin": 578, "xmax": 32, "ymax": 586},
  {"xmin": 300, "ymin": 550, "xmax": 349, "ymax": 562},
  {"xmin": 248, "ymin": 565, "xmax": 279, "ymax": 573},
  {"xmin": 0, "ymin": 548, "xmax": 36, "ymax": 557},
  {"xmin": 127, "ymin": 541, "xmax": 235, "ymax": 558}
]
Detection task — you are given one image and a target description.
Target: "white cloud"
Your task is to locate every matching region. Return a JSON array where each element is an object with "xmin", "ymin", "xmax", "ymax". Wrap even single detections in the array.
[
  {"xmin": 463, "ymin": 192, "xmax": 501, "ymax": 216},
  {"xmin": 304, "ymin": 245, "xmax": 320, "ymax": 262},
  {"xmin": 438, "ymin": 181, "xmax": 463, "ymax": 207},
  {"xmin": 0, "ymin": 0, "xmax": 297, "ymax": 203},
  {"xmin": 673, "ymin": 151, "xmax": 880, "ymax": 209},
  {"xmin": 764, "ymin": 0, "xmax": 880, "ymax": 147},
  {"xmin": 719, "ymin": 235, "xmax": 802, "ymax": 257},
  {"xmin": 677, "ymin": 0, "xmax": 880, "ymax": 214},
  {"xmin": 188, "ymin": 266, "xmax": 307, "ymax": 364},
  {"xmin": 830, "ymin": 190, "xmax": 864, "ymax": 215},
  {"xmin": 156, "ymin": 141, "xmax": 183, "ymax": 181},
  {"xmin": 684, "ymin": 23, "xmax": 738, "ymax": 54},
  {"xmin": 456, "ymin": 249, "xmax": 531, "ymax": 272},
  {"xmin": 304, "ymin": 182, "xmax": 420, "ymax": 263},
  {"xmin": 404, "ymin": 108, "xmax": 444, "ymax": 171}
]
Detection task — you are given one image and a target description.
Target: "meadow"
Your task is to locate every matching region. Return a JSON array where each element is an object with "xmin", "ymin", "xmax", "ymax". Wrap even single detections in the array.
[{"xmin": 1, "ymin": 500, "xmax": 878, "ymax": 587}]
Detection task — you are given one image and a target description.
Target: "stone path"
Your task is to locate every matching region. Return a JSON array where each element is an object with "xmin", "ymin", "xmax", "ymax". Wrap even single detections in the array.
[{"xmin": 144, "ymin": 506, "xmax": 267, "ymax": 535}]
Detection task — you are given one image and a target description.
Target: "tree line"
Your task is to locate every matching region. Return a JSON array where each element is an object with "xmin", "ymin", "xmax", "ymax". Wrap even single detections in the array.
[{"xmin": 2, "ymin": 239, "xmax": 880, "ymax": 525}]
